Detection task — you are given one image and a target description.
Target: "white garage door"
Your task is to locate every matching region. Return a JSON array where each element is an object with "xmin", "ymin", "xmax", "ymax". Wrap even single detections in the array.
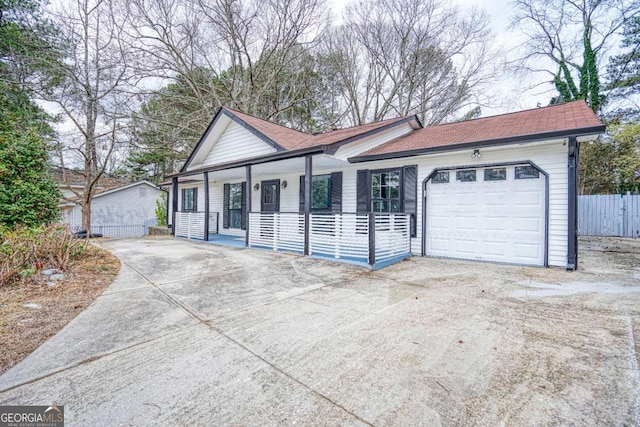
[{"xmin": 426, "ymin": 164, "xmax": 546, "ymax": 266}]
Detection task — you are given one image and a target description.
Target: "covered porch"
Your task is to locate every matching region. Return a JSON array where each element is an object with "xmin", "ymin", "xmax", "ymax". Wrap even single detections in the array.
[{"xmin": 168, "ymin": 151, "xmax": 412, "ymax": 270}]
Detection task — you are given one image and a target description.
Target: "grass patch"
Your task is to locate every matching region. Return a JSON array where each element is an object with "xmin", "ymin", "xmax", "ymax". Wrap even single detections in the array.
[{"xmin": 0, "ymin": 244, "xmax": 120, "ymax": 374}]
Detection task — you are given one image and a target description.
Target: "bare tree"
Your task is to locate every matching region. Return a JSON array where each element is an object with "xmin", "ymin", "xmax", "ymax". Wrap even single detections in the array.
[
  {"xmin": 42, "ymin": 0, "xmax": 136, "ymax": 233},
  {"xmin": 510, "ymin": 0, "xmax": 640, "ymax": 112},
  {"xmin": 321, "ymin": 0, "xmax": 499, "ymax": 126}
]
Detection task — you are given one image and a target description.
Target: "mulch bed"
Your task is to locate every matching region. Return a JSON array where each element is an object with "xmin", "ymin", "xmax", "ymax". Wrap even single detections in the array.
[{"xmin": 0, "ymin": 244, "xmax": 120, "ymax": 374}]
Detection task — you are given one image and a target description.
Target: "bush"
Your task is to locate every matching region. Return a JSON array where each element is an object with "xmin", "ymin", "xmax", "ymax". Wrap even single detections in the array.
[
  {"xmin": 155, "ymin": 193, "xmax": 167, "ymax": 226},
  {"xmin": 0, "ymin": 224, "xmax": 85, "ymax": 287}
]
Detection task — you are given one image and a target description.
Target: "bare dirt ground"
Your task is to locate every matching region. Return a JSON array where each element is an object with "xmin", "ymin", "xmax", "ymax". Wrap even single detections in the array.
[{"xmin": 0, "ymin": 244, "xmax": 120, "ymax": 374}]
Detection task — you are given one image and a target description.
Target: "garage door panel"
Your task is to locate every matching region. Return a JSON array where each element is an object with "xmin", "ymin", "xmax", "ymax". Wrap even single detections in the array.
[
  {"xmin": 454, "ymin": 239, "xmax": 477, "ymax": 255},
  {"xmin": 483, "ymin": 192, "xmax": 508, "ymax": 206},
  {"xmin": 513, "ymin": 190, "xmax": 544, "ymax": 206},
  {"xmin": 426, "ymin": 165, "xmax": 546, "ymax": 266},
  {"xmin": 428, "ymin": 237, "xmax": 451, "ymax": 253},
  {"xmin": 513, "ymin": 243, "xmax": 542, "ymax": 261},
  {"xmin": 430, "ymin": 193, "xmax": 451, "ymax": 207},
  {"xmin": 482, "ymin": 240, "xmax": 508, "ymax": 257},
  {"xmin": 483, "ymin": 217, "xmax": 509, "ymax": 232},
  {"xmin": 512, "ymin": 216, "xmax": 543, "ymax": 233}
]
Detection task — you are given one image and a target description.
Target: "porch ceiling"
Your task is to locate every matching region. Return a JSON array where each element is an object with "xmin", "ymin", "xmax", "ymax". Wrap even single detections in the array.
[{"xmin": 176, "ymin": 154, "xmax": 349, "ymax": 183}]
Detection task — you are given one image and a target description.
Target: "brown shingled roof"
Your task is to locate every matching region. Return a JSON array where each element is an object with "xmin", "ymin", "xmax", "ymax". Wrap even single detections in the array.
[
  {"xmin": 226, "ymin": 108, "xmax": 310, "ymax": 149},
  {"xmin": 358, "ymin": 101, "xmax": 603, "ymax": 158},
  {"xmin": 225, "ymin": 108, "xmax": 412, "ymax": 149}
]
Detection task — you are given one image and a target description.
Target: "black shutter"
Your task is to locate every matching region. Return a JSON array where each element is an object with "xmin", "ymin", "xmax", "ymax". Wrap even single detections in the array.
[
  {"xmin": 181, "ymin": 189, "xmax": 186, "ymax": 212},
  {"xmin": 330, "ymin": 172, "xmax": 342, "ymax": 213},
  {"xmin": 193, "ymin": 188, "xmax": 198, "ymax": 212},
  {"xmin": 223, "ymin": 183, "xmax": 230, "ymax": 229},
  {"xmin": 403, "ymin": 165, "xmax": 417, "ymax": 237},
  {"xmin": 356, "ymin": 170, "xmax": 370, "ymax": 213},
  {"xmin": 240, "ymin": 182, "xmax": 247, "ymax": 230},
  {"xmin": 299, "ymin": 175, "xmax": 305, "ymax": 213}
]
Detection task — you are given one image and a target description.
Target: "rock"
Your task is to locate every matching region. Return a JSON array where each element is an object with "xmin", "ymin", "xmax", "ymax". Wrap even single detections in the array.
[
  {"xmin": 46, "ymin": 281, "xmax": 57, "ymax": 288},
  {"xmin": 23, "ymin": 302, "xmax": 42, "ymax": 310},
  {"xmin": 49, "ymin": 274, "xmax": 65, "ymax": 281},
  {"xmin": 41, "ymin": 269, "xmax": 62, "ymax": 276}
]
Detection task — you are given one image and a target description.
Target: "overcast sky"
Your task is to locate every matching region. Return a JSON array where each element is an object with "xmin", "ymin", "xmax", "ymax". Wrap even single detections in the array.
[{"xmin": 332, "ymin": 0, "xmax": 555, "ymax": 116}]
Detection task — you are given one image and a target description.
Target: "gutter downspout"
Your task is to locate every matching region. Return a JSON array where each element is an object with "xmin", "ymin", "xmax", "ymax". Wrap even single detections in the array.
[{"xmin": 567, "ymin": 136, "xmax": 579, "ymax": 270}]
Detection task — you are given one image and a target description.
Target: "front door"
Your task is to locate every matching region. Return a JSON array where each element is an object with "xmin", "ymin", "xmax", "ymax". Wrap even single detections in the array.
[{"xmin": 261, "ymin": 180, "xmax": 280, "ymax": 212}]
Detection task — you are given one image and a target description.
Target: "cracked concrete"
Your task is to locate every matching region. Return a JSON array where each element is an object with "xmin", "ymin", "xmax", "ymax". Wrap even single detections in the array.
[{"xmin": 1, "ymin": 236, "xmax": 639, "ymax": 426}]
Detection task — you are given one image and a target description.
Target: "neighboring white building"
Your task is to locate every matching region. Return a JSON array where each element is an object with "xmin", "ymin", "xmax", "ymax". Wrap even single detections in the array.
[
  {"xmin": 165, "ymin": 101, "xmax": 604, "ymax": 270},
  {"xmin": 53, "ymin": 172, "xmax": 164, "ymax": 237}
]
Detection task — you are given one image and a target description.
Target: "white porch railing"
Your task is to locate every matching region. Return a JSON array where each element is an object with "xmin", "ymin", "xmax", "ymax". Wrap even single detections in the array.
[
  {"xmin": 248, "ymin": 212, "xmax": 305, "ymax": 252},
  {"xmin": 175, "ymin": 212, "xmax": 219, "ymax": 240},
  {"xmin": 374, "ymin": 214, "xmax": 411, "ymax": 263},
  {"xmin": 248, "ymin": 212, "xmax": 411, "ymax": 267},
  {"xmin": 309, "ymin": 213, "xmax": 370, "ymax": 262}
]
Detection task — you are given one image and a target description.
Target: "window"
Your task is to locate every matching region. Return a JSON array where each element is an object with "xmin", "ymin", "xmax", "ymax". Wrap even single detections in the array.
[
  {"xmin": 182, "ymin": 188, "xmax": 197, "ymax": 212},
  {"xmin": 432, "ymin": 171, "xmax": 449, "ymax": 184},
  {"xmin": 515, "ymin": 165, "xmax": 540, "ymax": 179},
  {"xmin": 229, "ymin": 183, "xmax": 243, "ymax": 229},
  {"xmin": 371, "ymin": 170, "xmax": 400, "ymax": 213},
  {"xmin": 456, "ymin": 170, "xmax": 476, "ymax": 182},
  {"xmin": 484, "ymin": 167, "xmax": 506, "ymax": 181},
  {"xmin": 312, "ymin": 175, "xmax": 331, "ymax": 210}
]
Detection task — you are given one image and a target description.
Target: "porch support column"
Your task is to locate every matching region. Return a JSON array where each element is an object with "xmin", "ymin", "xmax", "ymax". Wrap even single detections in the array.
[
  {"xmin": 171, "ymin": 177, "xmax": 178, "ymax": 235},
  {"xmin": 368, "ymin": 213, "xmax": 376, "ymax": 266},
  {"xmin": 245, "ymin": 165, "xmax": 252, "ymax": 247},
  {"xmin": 204, "ymin": 172, "xmax": 210, "ymax": 241},
  {"xmin": 567, "ymin": 136, "xmax": 579, "ymax": 270},
  {"xmin": 304, "ymin": 155, "xmax": 312, "ymax": 255}
]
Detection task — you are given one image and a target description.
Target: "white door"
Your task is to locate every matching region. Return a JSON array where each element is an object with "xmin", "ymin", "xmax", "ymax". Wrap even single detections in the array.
[{"xmin": 426, "ymin": 165, "xmax": 546, "ymax": 266}]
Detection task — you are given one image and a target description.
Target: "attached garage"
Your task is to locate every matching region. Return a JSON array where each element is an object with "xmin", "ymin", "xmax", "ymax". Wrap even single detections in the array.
[{"xmin": 425, "ymin": 163, "xmax": 547, "ymax": 266}]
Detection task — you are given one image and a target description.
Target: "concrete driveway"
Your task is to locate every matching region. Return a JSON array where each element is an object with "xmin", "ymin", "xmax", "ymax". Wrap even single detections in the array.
[{"xmin": 1, "ymin": 237, "xmax": 639, "ymax": 426}]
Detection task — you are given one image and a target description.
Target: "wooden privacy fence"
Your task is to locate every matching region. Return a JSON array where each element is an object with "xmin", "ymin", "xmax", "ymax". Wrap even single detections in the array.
[{"xmin": 578, "ymin": 194, "xmax": 640, "ymax": 238}]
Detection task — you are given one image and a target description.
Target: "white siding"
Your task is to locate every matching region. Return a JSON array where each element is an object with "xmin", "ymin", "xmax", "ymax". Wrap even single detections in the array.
[
  {"xmin": 67, "ymin": 184, "xmax": 163, "ymax": 227},
  {"xmin": 332, "ymin": 123, "xmax": 414, "ymax": 161},
  {"xmin": 198, "ymin": 122, "xmax": 277, "ymax": 168},
  {"xmin": 175, "ymin": 139, "xmax": 570, "ymax": 268}
]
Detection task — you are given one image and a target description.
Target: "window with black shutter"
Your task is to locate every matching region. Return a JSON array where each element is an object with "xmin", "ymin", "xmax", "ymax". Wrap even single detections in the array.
[{"xmin": 181, "ymin": 188, "xmax": 197, "ymax": 212}]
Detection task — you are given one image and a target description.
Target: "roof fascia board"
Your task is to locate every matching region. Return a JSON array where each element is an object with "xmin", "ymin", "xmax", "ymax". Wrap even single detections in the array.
[
  {"xmin": 180, "ymin": 108, "xmax": 226, "ymax": 172},
  {"xmin": 348, "ymin": 125, "xmax": 606, "ymax": 163},
  {"xmin": 223, "ymin": 109, "xmax": 287, "ymax": 152},
  {"xmin": 93, "ymin": 180, "xmax": 158, "ymax": 198},
  {"xmin": 167, "ymin": 145, "xmax": 326, "ymax": 179}
]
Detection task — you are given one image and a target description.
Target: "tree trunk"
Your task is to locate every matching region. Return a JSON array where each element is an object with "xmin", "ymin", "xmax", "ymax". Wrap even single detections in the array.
[{"xmin": 81, "ymin": 194, "xmax": 91, "ymax": 234}]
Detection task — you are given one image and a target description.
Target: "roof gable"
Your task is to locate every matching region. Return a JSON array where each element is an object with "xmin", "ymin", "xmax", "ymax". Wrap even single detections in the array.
[
  {"xmin": 180, "ymin": 107, "xmax": 420, "ymax": 172},
  {"xmin": 182, "ymin": 109, "xmax": 287, "ymax": 171},
  {"xmin": 93, "ymin": 180, "xmax": 161, "ymax": 198}
]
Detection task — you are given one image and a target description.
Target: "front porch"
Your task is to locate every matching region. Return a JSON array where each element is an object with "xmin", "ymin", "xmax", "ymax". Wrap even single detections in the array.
[{"xmin": 175, "ymin": 211, "xmax": 412, "ymax": 270}]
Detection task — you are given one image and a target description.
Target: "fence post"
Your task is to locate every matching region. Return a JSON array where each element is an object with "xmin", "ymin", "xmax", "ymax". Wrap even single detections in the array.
[{"xmin": 368, "ymin": 213, "xmax": 376, "ymax": 266}]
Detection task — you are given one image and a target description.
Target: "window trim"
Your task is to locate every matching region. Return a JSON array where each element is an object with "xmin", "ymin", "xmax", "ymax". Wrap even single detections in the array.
[
  {"xmin": 431, "ymin": 171, "xmax": 450, "ymax": 184},
  {"xmin": 515, "ymin": 165, "xmax": 541, "ymax": 179},
  {"xmin": 228, "ymin": 182, "xmax": 243, "ymax": 229},
  {"xmin": 370, "ymin": 168, "xmax": 402, "ymax": 213},
  {"xmin": 181, "ymin": 187, "xmax": 197, "ymax": 212},
  {"xmin": 456, "ymin": 169, "xmax": 477, "ymax": 182},
  {"xmin": 311, "ymin": 174, "xmax": 332, "ymax": 211},
  {"xmin": 484, "ymin": 167, "xmax": 507, "ymax": 181}
]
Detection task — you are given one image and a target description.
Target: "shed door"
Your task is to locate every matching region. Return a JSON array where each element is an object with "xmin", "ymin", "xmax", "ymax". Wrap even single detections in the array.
[{"xmin": 425, "ymin": 165, "xmax": 546, "ymax": 266}]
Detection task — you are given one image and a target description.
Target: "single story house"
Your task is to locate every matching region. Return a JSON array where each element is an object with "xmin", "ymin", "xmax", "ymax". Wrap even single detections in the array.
[
  {"xmin": 165, "ymin": 100, "xmax": 604, "ymax": 270},
  {"xmin": 53, "ymin": 170, "xmax": 165, "ymax": 237}
]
